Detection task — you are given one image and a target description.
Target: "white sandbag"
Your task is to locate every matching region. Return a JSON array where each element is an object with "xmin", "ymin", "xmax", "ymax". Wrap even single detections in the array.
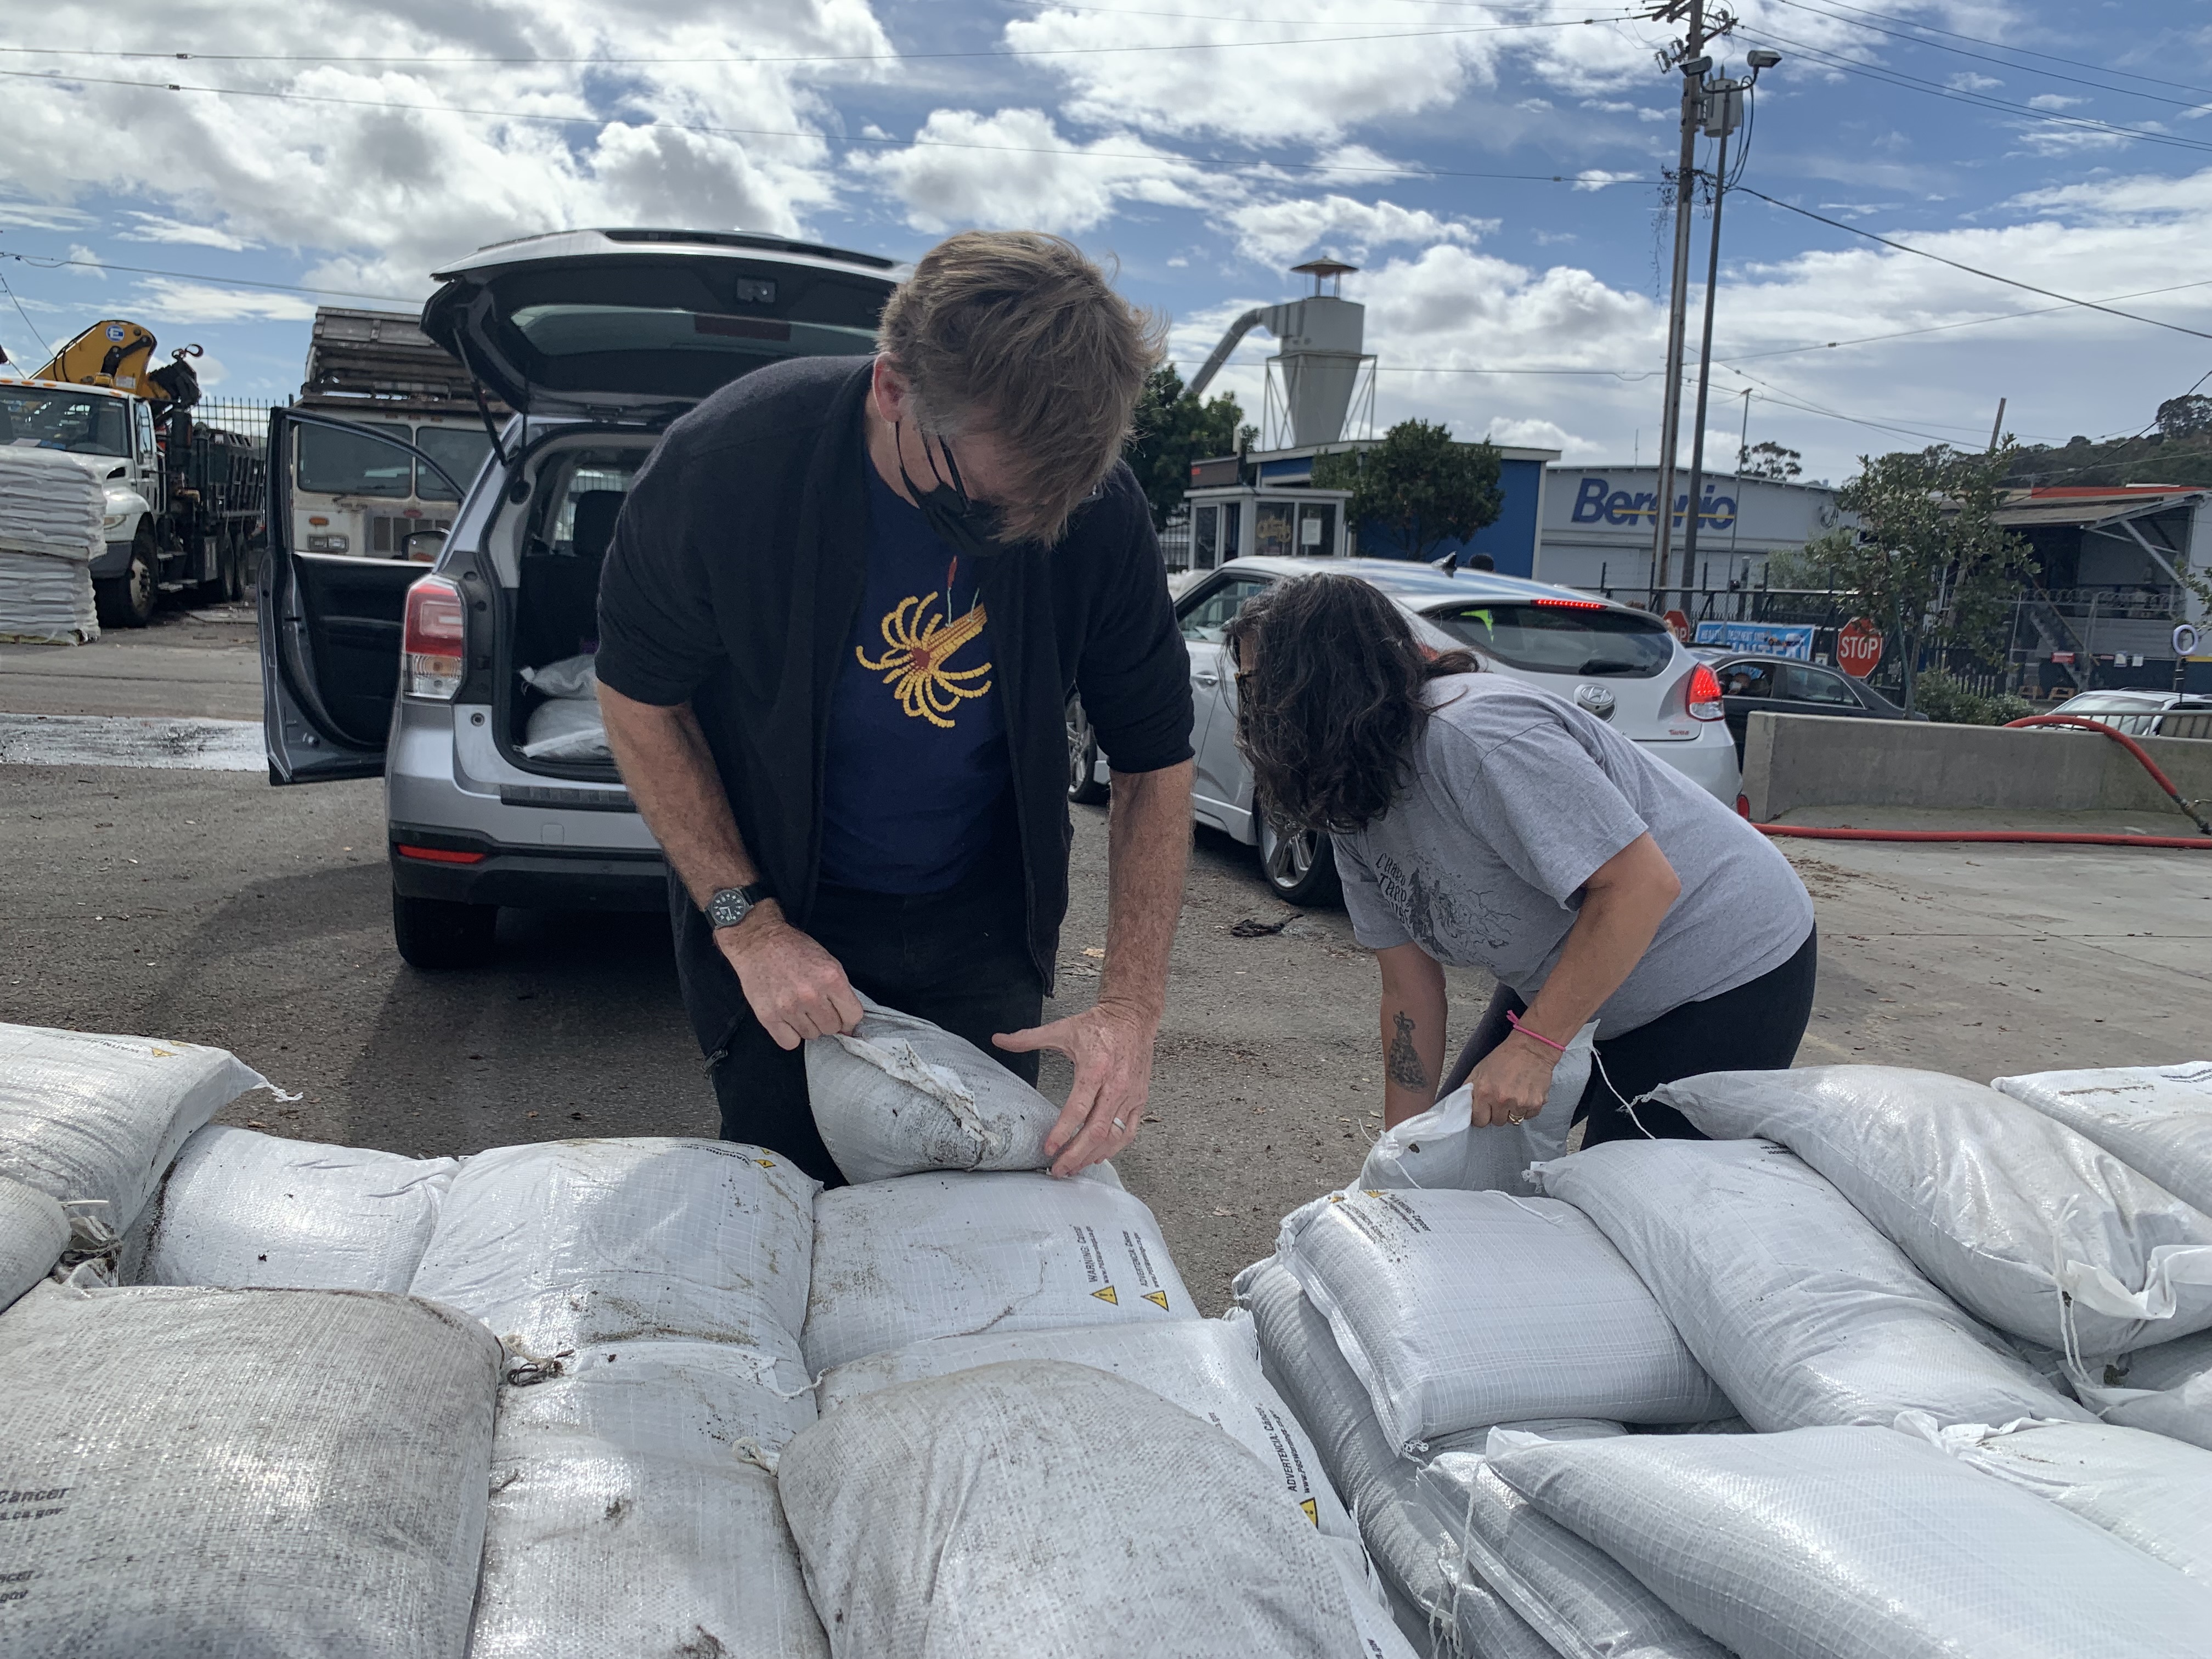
[
  {"xmin": 519, "ymin": 653, "xmax": 599, "ymax": 699},
  {"xmin": 520, "ymin": 695, "xmax": 610, "ymax": 760},
  {"xmin": 0, "ymin": 1282, "xmax": 500, "ymax": 1658},
  {"xmin": 805, "ymin": 994, "xmax": 1063, "ymax": 1182},
  {"xmin": 411, "ymin": 1138, "xmax": 817, "ymax": 1362},
  {"xmin": 1898, "ymin": 1413, "xmax": 2212, "ymax": 1587},
  {"xmin": 1994, "ymin": 1062, "xmax": 2212, "ymax": 1219},
  {"xmin": 1417, "ymin": 1447, "xmax": 1731, "ymax": 1659},
  {"xmin": 820, "ymin": 1318, "xmax": 1357, "ymax": 1539},
  {"xmin": 0, "ymin": 1173, "xmax": 70, "ymax": 1308},
  {"xmin": 780, "ymin": 1358, "xmax": 1374, "ymax": 1659},
  {"xmin": 0, "ymin": 1022, "xmax": 273, "ymax": 1234},
  {"xmin": 1359, "ymin": 1023, "xmax": 1596, "ymax": 1195},
  {"xmin": 122, "ymin": 1125, "xmax": 458, "ymax": 1291},
  {"xmin": 0, "ymin": 445, "xmax": 105, "ymax": 560},
  {"xmin": 1489, "ymin": 1424, "xmax": 2212, "ymax": 1659},
  {"xmin": 1533, "ymin": 1138, "xmax": 2086, "ymax": 1430},
  {"xmin": 1655, "ymin": 1064, "xmax": 2212, "ymax": 1354},
  {"xmin": 2075, "ymin": 1327, "xmax": 2212, "ymax": 1449},
  {"xmin": 802, "ymin": 1171, "xmax": 1193, "ymax": 1373},
  {"xmin": 1276, "ymin": 1187, "xmax": 1726, "ymax": 1451},
  {"xmin": 469, "ymin": 1339, "xmax": 827, "ymax": 1659},
  {"xmin": 1235, "ymin": 1259, "xmax": 1561, "ymax": 1659}
]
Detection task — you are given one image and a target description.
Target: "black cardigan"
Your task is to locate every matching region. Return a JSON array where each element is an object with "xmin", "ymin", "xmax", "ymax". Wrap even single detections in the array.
[{"xmin": 594, "ymin": 354, "xmax": 1194, "ymax": 986}]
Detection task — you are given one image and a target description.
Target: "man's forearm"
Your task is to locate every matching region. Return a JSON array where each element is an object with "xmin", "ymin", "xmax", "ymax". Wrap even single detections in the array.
[
  {"xmin": 1097, "ymin": 760, "xmax": 1193, "ymax": 1021},
  {"xmin": 597, "ymin": 682, "xmax": 757, "ymax": 909}
]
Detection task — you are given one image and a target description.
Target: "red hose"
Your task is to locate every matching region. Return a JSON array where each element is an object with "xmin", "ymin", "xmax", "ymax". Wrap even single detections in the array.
[{"xmin": 1743, "ymin": 711, "xmax": 2212, "ymax": 847}]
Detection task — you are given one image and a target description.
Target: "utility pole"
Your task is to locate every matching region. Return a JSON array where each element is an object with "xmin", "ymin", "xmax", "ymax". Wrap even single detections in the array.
[
  {"xmin": 1680, "ymin": 53, "xmax": 1775, "ymax": 603},
  {"xmin": 1649, "ymin": 0, "xmax": 1708, "ymax": 615},
  {"xmin": 1987, "ymin": 397, "xmax": 2007, "ymax": 453}
]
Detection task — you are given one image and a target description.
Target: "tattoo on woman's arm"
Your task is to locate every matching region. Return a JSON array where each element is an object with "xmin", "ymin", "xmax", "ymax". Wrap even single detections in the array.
[{"xmin": 1387, "ymin": 1011, "xmax": 1427, "ymax": 1090}]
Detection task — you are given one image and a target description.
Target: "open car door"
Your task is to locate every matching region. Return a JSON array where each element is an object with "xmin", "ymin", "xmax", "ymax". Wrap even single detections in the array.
[{"xmin": 259, "ymin": 408, "xmax": 464, "ymax": 783}]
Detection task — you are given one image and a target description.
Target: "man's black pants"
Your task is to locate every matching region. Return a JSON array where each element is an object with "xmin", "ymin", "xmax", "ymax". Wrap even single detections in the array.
[
  {"xmin": 670, "ymin": 869, "xmax": 1044, "ymax": 1188},
  {"xmin": 1440, "ymin": 927, "xmax": 1819, "ymax": 1146}
]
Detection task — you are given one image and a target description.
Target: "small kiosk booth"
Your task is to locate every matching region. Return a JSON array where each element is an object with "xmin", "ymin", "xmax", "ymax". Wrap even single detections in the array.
[{"xmin": 1181, "ymin": 480, "xmax": 1353, "ymax": 571}]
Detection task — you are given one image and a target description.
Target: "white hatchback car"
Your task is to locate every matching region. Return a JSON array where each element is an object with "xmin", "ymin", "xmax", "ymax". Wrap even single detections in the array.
[{"xmin": 1068, "ymin": 556, "xmax": 1740, "ymax": 904}]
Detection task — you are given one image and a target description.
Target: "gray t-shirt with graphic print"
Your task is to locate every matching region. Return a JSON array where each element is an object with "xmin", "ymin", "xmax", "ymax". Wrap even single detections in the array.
[{"xmin": 1334, "ymin": 673, "xmax": 1813, "ymax": 1036}]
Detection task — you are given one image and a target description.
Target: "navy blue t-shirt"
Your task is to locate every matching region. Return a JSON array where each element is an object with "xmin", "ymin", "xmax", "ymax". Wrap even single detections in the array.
[{"xmin": 817, "ymin": 464, "xmax": 1012, "ymax": 893}]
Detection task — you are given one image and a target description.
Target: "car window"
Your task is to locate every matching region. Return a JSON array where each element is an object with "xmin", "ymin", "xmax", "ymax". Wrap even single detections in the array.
[
  {"xmin": 1784, "ymin": 664, "xmax": 1860, "ymax": 706},
  {"xmin": 0, "ymin": 386, "xmax": 131, "ymax": 456},
  {"xmin": 413, "ymin": 426, "xmax": 496, "ymax": 503},
  {"xmin": 297, "ymin": 421, "xmax": 414, "ymax": 497},
  {"xmin": 528, "ymin": 447, "xmax": 648, "ymax": 552},
  {"xmin": 2054, "ymin": 694, "xmax": 2159, "ymax": 715},
  {"xmin": 1427, "ymin": 602, "xmax": 1673, "ymax": 678},
  {"xmin": 1177, "ymin": 575, "xmax": 1272, "ymax": 644},
  {"xmin": 1718, "ymin": 662, "xmax": 1776, "ymax": 698}
]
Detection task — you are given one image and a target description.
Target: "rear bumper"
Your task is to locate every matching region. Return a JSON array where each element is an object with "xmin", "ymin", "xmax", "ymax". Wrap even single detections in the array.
[{"xmin": 390, "ymin": 826, "xmax": 668, "ymax": 911}]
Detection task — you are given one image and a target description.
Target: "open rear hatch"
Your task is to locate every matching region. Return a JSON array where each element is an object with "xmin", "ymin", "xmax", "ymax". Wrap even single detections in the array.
[{"xmin": 419, "ymin": 228, "xmax": 904, "ymax": 420}]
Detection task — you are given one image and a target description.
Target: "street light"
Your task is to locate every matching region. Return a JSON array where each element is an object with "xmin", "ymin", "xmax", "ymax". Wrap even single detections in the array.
[{"xmin": 1678, "ymin": 50, "xmax": 1781, "ymax": 611}]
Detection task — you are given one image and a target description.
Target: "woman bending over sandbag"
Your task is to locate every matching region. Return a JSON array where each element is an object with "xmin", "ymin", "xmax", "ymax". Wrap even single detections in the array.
[{"xmin": 1226, "ymin": 574, "xmax": 1816, "ymax": 1147}]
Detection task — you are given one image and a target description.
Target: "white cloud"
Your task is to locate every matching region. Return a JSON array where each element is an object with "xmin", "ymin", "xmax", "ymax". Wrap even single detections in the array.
[
  {"xmin": 66, "ymin": 246, "xmax": 105, "ymax": 278},
  {"xmin": 1949, "ymin": 72, "xmax": 2004, "ymax": 92},
  {"xmin": 0, "ymin": 199, "xmax": 95, "ymax": 232},
  {"xmin": 126, "ymin": 280, "xmax": 320, "ymax": 323},
  {"xmin": 848, "ymin": 109, "xmax": 1211, "ymax": 234},
  {"xmin": 1574, "ymin": 170, "xmax": 1641, "ymax": 191},
  {"xmin": 2027, "ymin": 93, "xmax": 2085, "ymax": 111},
  {"xmin": 120, "ymin": 213, "xmax": 257, "ymax": 251},
  {"xmin": 0, "ymin": 0, "xmax": 893, "ymax": 298},
  {"xmin": 1218, "ymin": 196, "xmax": 1489, "ymax": 268}
]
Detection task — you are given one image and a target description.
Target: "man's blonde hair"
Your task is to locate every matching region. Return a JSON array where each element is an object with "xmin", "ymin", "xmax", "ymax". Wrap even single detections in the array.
[{"xmin": 877, "ymin": 230, "xmax": 1165, "ymax": 545}]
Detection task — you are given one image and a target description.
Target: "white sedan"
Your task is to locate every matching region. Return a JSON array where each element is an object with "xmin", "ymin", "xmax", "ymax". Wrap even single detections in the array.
[{"xmin": 1069, "ymin": 556, "xmax": 1740, "ymax": 904}]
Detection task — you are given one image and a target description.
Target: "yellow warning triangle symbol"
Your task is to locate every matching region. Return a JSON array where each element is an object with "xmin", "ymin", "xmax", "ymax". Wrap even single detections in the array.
[
  {"xmin": 1141, "ymin": 1290, "xmax": 1170, "ymax": 1312},
  {"xmin": 754, "ymin": 1158, "xmax": 777, "ymax": 1169},
  {"xmin": 1092, "ymin": 1285, "xmax": 1119, "ymax": 1305},
  {"xmin": 1300, "ymin": 1498, "xmax": 1319, "ymax": 1527}
]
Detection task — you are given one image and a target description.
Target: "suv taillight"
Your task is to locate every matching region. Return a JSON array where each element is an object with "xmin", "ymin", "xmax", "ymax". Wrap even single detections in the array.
[
  {"xmin": 402, "ymin": 575, "xmax": 466, "ymax": 700},
  {"xmin": 1687, "ymin": 662, "xmax": 1725, "ymax": 721}
]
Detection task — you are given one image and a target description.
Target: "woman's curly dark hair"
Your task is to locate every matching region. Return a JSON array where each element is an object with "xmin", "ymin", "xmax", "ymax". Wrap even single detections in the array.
[{"xmin": 1224, "ymin": 573, "xmax": 1478, "ymax": 834}]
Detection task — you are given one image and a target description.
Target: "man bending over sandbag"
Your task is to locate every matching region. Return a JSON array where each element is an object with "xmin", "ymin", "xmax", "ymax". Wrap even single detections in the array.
[{"xmin": 595, "ymin": 232, "xmax": 1194, "ymax": 1186}]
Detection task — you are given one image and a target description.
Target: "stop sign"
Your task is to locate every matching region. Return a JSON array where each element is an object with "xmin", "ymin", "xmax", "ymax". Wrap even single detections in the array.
[
  {"xmin": 1663, "ymin": 609, "xmax": 1692, "ymax": 644},
  {"xmin": 1837, "ymin": 618, "xmax": 1883, "ymax": 678}
]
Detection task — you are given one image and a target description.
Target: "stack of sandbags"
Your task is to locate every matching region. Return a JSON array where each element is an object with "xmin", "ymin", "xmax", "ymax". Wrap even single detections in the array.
[
  {"xmin": 518, "ymin": 653, "xmax": 609, "ymax": 760},
  {"xmin": 120, "ymin": 1124, "xmax": 459, "ymax": 1290},
  {"xmin": 0, "ymin": 1282, "xmax": 501, "ymax": 1657},
  {"xmin": 407, "ymin": 1137, "xmax": 828, "ymax": 1659},
  {"xmin": 797, "ymin": 1001, "xmax": 1414, "ymax": 1656},
  {"xmin": 0, "ymin": 445, "xmax": 104, "ymax": 642},
  {"xmin": 0, "ymin": 1175, "xmax": 70, "ymax": 1311},
  {"xmin": 1358, "ymin": 1023, "xmax": 1594, "ymax": 1195}
]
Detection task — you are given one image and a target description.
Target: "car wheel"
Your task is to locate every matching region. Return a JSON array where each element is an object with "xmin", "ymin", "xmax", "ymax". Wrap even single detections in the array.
[
  {"xmin": 1066, "ymin": 696, "xmax": 1109, "ymax": 805},
  {"xmin": 392, "ymin": 888, "xmax": 499, "ymax": 970},
  {"xmin": 221, "ymin": 535, "xmax": 246, "ymax": 603},
  {"xmin": 1256, "ymin": 810, "xmax": 1341, "ymax": 907},
  {"xmin": 94, "ymin": 533, "xmax": 157, "ymax": 629}
]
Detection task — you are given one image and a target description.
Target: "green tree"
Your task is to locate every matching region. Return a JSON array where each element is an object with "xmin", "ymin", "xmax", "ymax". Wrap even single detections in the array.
[
  {"xmin": 1313, "ymin": 419, "xmax": 1503, "ymax": 561},
  {"xmin": 1124, "ymin": 364, "xmax": 1245, "ymax": 530},
  {"xmin": 2156, "ymin": 393, "xmax": 2212, "ymax": 441},
  {"xmin": 1799, "ymin": 442, "xmax": 2030, "ymax": 717},
  {"xmin": 1737, "ymin": 439, "xmax": 1802, "ymax": 481}
]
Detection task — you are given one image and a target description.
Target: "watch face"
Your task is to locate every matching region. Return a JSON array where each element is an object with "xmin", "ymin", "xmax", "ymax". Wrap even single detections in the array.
[{"xmin": 709, "ymin": 889, "xmax": 751, "ymax": 928}]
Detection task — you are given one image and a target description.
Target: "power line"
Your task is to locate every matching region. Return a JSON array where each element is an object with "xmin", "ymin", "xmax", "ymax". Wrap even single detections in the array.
[
  {"xmin": 1764, "ymin": 0, "xmax": 2212, "ymax": 112},
  {"xmin": 0, "ymin": 67, "xmax": 1657, "ymax": 188},
  {"xmin": 0, "ymin": 15, "xmax": 1638, "ymax": 67},
  {"xmin": 1773, "ymin": 0, "xmax": 2212, "ymax": 101},
  {"xmin": 0, "ymin": 271, "xmax": 54, "ymax": 358},
  {"xmin": 0, "ymin": 248, "xmax": 422, "ymax": 304},
  {"xmin": 1736, "ymin": 189, "xmax": 2212, "ymax": 344},
  {"xmin": 1736, "ymin": 25, "xmax": 2212, "ymax": 154}
]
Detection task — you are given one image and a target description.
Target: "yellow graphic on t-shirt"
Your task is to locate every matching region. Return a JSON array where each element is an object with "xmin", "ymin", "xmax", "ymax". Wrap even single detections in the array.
[{"xmin": 856, "ymin": 591, "xmax": 994, "ymax": 729}]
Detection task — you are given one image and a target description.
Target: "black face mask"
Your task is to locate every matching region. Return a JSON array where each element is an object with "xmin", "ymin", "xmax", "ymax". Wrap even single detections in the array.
[{"xmin": 896, "ymin": 423, "xmax": 1012, "ymax": 558}]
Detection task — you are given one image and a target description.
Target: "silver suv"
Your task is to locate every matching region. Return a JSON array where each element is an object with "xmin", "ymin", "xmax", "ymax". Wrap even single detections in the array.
[{"xmin": 259, "ymin": 229, "xmax": 905, "ymax": 967}]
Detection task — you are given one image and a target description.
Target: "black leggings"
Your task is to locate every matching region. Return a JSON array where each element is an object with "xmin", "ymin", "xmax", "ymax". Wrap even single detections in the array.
[
  {"xmin": 669, "ymin": 867, "xmax": 1044, "ymax": 1188},
  {"xmin": 1441, "ymin": 927, "xmax": 1819, "ymax": 1147}
]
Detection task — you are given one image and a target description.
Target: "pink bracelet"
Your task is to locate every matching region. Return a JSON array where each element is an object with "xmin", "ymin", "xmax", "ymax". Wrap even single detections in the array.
[{"xmin": 1506, "ymin": 1011, "xmax": 1569, "ymax": 1054}]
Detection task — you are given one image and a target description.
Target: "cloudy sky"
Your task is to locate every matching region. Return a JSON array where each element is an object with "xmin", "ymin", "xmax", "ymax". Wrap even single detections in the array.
[{"xmin": 2, "ymin": 0, "xmax": 2209, "ymax": 482}]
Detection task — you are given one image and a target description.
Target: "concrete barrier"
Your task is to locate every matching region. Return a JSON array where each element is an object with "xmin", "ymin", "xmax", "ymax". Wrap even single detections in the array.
[{"xmin": 1742, "ymin": 711, "xmax": 2212, "ymax": 823}]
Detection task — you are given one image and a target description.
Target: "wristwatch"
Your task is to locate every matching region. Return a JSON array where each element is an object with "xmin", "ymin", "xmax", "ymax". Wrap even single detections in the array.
[{"xmin": 706, "ymin": 882, "xmax": 774, "ymax": 930}]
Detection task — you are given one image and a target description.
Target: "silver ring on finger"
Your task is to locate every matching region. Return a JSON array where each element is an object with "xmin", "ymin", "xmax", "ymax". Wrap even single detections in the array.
[{"xmin": 1112, "ymin": 1117, "xmax": 1127, "ymax": 1131}]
